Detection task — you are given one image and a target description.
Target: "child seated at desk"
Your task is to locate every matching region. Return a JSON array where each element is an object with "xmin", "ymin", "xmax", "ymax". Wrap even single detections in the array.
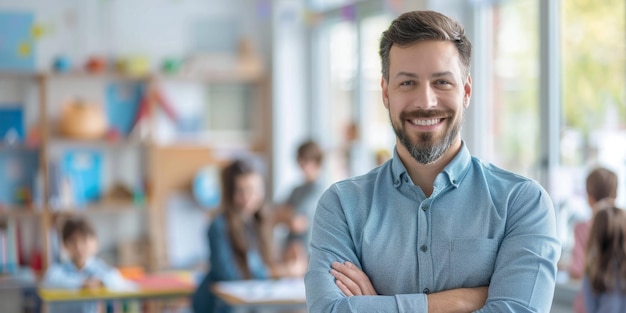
[
  {"xmin": 192, "ymin": 158, "xmax": 303, "ymax": 313},
  {"xmin": 42, "ymin": 217, "xmax": 129, "ymax": 313}
]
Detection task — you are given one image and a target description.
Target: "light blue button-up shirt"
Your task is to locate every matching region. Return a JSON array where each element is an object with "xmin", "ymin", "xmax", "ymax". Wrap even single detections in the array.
[
  {"xmin": 305, "ymin": 143, "xmax": 561, "ymax": 312},
  {"xmin": 42, "ymin": 258, "xmax": 129, "ymax": 313}
]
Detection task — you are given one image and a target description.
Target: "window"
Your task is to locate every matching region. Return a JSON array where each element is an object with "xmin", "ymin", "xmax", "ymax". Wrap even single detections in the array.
[
  {"xmin": 474, "ymin": 0, "xmax": 626, "ymax": 267},
  {"xmin": 359, "ymin": 14, "xmax": 395, "ymax": 168},
  {"xmin": 310, "ymin": 3, "xmax": 393, "ymax": 183},
  {"xmin": 557, "ymin": 0, "xmax": 626, "ymax": 255},
  {"xmin": 485, "ymin": 0, "xmax": 541, "ymax": 180},
  {"xmin": 316, "ymin": 19, "xmax": 356, "ymax": 182}
]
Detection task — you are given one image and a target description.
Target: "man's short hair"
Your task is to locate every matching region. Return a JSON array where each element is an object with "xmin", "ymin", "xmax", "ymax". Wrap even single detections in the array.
[{"xmin": 379, "ymin": 10, "xmax": 472, "ymax": 81}]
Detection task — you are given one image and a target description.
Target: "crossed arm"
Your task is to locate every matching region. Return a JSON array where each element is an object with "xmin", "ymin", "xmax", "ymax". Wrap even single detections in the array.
[
  {"xmin": 306, "ymin": 182, "xmax": 561, "ymax": 313},
  {"xmin": 330, "ymin": 261, "xmax": 488, "ymax": 313}
]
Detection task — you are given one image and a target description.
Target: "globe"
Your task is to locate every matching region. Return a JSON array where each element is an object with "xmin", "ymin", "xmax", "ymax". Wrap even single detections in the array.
[{"xmin": 193, "ymin": 165, "xmax": 221, "ymax": 209}]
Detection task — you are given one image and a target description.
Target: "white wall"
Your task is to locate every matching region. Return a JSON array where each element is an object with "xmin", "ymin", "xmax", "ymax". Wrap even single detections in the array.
[
  {"xmin": 271, "ymin": 0, "xmax": 309, "ymax": 202},
  {"xmin": 0, "ymin": 0, "xmax": 270, "ymax": 71}
]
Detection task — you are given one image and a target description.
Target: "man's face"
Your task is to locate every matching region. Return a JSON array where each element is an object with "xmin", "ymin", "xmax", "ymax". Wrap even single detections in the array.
[{"xmin": 382, "ymin": 40, "xmax": 471, "ymax": 164}]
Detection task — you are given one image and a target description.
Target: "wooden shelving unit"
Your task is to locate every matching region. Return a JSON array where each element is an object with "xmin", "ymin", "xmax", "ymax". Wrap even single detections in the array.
[{"xmin": 0, "ymin": 52, "xmax": 272, "ymax": 272}]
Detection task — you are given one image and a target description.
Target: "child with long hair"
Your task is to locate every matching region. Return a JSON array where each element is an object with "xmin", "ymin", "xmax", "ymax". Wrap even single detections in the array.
[
  {"xmin": 571, "ymin": 167, "xmax": 618, "ymax": 313},
  {"xmin": 582, "ymin": 204, "xmax": 626, "ymax": 312},
  {"xmin": 191, "ymin": 158, "xmax": 291, "ymax": 313},
  {"xmin": 571, "ymin": 167, "xmax": 619, "ymax": 280}
]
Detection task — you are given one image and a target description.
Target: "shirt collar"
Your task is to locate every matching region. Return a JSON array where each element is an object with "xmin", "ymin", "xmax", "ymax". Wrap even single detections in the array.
[
  {"xmin": 64, "ymin": 257, "xmax": 96, "ymax": 272},
  {"xmin": 441, "ymin": 141, "xmax": 471, "ymax": 188},
  {"xmin": 390, "ymin": 141, "xmax": 472, "ymax": 189}
]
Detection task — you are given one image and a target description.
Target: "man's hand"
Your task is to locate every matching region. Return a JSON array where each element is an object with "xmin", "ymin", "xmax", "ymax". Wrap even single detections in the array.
[{"xmin": 330, "ymin": 261, "xmax": 377, "ymax": 296}]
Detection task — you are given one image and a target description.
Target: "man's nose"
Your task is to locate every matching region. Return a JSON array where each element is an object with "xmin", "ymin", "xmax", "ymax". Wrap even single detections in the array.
[{"xmin": 413, "ymin": 84, "xmax": 437, "ymax": 109}]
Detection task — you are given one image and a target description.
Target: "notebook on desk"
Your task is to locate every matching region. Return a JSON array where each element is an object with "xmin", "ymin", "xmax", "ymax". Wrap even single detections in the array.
[{"xmin": 213, "ymin": 278, "xmax": 306, "ymax": 305}]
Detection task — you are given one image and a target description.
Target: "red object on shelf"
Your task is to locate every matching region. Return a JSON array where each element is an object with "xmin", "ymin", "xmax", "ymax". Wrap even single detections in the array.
[
  {"xmin": 29, "ymin": 248, "xmax": 42, "ymax": 272},
  {"xmin": 132, "ymin": 84, "xmax": 178, "ymax": 128},
  {"xmin": 105, "ymin": 128, "xmax": 122, "ymax": 142},
  {"xmin": 86, "ymin": 56, "xmax": 107, "ymax": 73}
]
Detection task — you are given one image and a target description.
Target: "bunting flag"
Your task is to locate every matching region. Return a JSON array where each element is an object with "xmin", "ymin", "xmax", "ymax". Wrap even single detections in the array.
[
  {"xmin": 256, "ymin": 0, "xmax": 272, "ymax": 21},
  {"xmin": 304, "ymin": 10, "xmax": 324, "ymax": 27},
  {"xmin": 385, "ymin": 0, "xmax": 404, "ymax": 14},
  {"xmin": 31, "ymin": 23, "xmax": 45, "ymax": 39},
  {"xmin": 340, "ymin": 4, "xmax": 356, "ymax": 21}
]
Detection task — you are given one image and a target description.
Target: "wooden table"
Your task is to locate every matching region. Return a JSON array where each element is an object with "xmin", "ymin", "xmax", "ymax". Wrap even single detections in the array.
[
  {"xmin": 212, "ymin": 278, "xmax": 306, "ymax": 312},
  {"xmin": 38, "ymin": 273, "xmax": 194, "ymax": 312}
]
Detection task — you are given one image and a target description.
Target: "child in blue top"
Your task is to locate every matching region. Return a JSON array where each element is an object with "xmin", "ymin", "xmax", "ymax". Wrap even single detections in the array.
[
  {"xmin": 583, "ymin": 204, "xmax": 626, "ymax": 312},
  {"xmin": 42, "ymin": 217, "xmax": 130, "ymax": 313}
]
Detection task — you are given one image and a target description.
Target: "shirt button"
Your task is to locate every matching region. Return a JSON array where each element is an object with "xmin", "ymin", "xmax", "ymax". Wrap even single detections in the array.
[
  {"xmin": 423, "ymin": 288, "xmax": 430, "ymax": 294},
  {"xmin": 404, "ymin": 176, "xmax": 409, "ymax": 182},
  {"xmin": 420, "ymin": 245, "xmax": 428, "ymax": 252},
  {"xmin": 422, "ymin": 204, "xmax": 429, "ymax": 211}
]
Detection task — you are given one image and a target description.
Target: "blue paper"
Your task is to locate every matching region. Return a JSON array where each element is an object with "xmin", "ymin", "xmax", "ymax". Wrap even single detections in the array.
[
  {"xmin": 61, "ymin": 150, "xmax": 102, "ymax": 206},
  {"xmin": 0, "ymin": 106, "xmax": 24, "ymax": 143},
  {"xmin": 0, "ymin": 12, "xmax": 35, "ymax": 71},
  {"xmin": 0, "ymin": 149, "xmax": 38, "ymax": 206},
  {"xmin": 106, "ymin": 82, "xmax": 144, "ymax": 136}
]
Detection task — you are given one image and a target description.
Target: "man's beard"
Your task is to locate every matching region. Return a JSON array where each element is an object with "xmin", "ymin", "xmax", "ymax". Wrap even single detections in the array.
[{"xmin": 390, "ymin": 108, "xmax": 463, "ymax": 165}]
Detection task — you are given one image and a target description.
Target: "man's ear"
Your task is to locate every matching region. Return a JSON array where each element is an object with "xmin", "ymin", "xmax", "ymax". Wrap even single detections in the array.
[
  {"xmin": 464, "ymin": 74, "xmax": 472, "ymax": 108},
  {"xmin": 381, "ymin": 77, "xmax": 389, "ymax": 109}
]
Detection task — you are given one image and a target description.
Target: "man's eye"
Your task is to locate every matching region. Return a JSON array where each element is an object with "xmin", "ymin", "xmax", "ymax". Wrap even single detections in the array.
[
  {"xmin": 435, "ymin": 80, "xmax": 451, "ymax": 85},
  {"xmin": 400, "ymin": 81, "xmax": 415, "ymax": 86}
]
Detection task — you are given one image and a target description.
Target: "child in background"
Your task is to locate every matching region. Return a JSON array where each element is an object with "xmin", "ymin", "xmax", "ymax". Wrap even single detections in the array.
[
  {"xmin": 582, "ymin": 204, "xmax": 626, "ymax": 312},
  {"xmin": 570, "ymin": 167, "xmax": 619, "ymax": 279},
  {"xmin": 42, "ymin": 217, "xmax": 130, "ymax": 313},
  {"xmin": 279, "ymin": 140, "xmax": 325, "ymax": 277},
  {"xmin": 192, "ymin": 158, "xmax": 299, "ymax": 313},
  {"xmin": 570, "ymin": 167, "xmax": 618, "ymax": 313}
]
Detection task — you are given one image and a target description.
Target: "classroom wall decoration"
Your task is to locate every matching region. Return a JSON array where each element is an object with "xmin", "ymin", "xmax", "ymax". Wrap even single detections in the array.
[{"xmin": 0, "ymin": 12, "xmax": 35, "ymax": 71}]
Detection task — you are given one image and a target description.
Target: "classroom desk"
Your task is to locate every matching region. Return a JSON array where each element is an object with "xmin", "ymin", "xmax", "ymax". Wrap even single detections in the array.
[
  {"xmin": 38, "ymin": 273, "xmax": 194, "ymax": 312},
  {"xmin": 212, "ymin": 278, "xmax": 306, "ymax": 312}
]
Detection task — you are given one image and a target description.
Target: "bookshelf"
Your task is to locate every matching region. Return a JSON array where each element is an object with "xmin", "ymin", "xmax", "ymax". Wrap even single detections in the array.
[{"xmin": 0, "ymin": 52, "xmax": 271, "ymax": 273}]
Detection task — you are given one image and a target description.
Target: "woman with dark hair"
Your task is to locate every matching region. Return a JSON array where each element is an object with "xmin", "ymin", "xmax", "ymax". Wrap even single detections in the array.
[{"xmin": 192, "ymin": 158, "xmax": 276, "ymax": 313}]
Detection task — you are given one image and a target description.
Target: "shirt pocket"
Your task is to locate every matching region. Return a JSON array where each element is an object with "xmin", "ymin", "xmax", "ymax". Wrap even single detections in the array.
[{"xmin": 449, "ymin": 238, "xmax": 498, "ymax": 287}]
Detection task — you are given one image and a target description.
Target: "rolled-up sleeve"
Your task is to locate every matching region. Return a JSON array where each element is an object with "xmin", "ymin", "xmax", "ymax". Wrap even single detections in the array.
[
  {"xmin": 305, "ymin": 187, "xmax": 428, "ymax": 313},
  {"xmin": 477, "ymin": 181, "xmax": 561, "ymax": 312}
]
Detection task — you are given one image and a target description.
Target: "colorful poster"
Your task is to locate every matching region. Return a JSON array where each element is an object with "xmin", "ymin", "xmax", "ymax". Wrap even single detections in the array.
[
  {"xmin": 106, "ymin": 82, "xmax": 144, "ymax": 136},
  {"xmin": 0, "ymin": 106, "xmax": 24, "ymax": 143},
  {"xmin": 0, "ymin": 12, "xmax": 35, "ymax": 71},
  {"xmin": 61, "ymin": 150, "xmax": 102, "ymax": 206}
]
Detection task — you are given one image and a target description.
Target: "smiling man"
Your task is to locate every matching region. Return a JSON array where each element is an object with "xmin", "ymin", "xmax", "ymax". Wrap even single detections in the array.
[{"xmin": 305, "ymin": 10, "xmax": 561, "ymax": 313}]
